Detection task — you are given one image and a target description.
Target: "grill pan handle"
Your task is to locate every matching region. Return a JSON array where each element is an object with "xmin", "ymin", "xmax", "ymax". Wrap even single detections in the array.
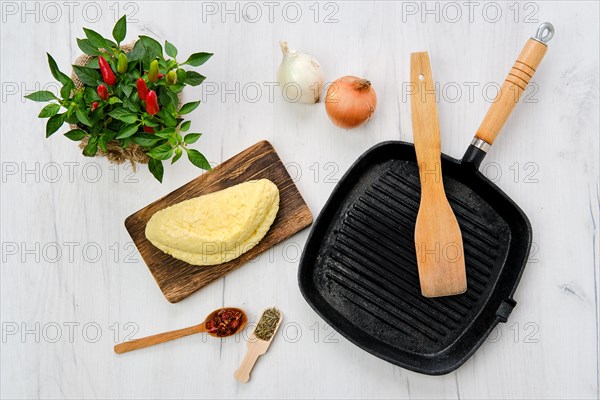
[{"xmin": 463, "ymin": 23, "xmax": 554, "ymax": 167}]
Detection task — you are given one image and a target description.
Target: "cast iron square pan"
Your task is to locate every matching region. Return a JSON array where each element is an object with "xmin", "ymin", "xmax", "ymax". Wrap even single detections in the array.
[{"xmin": 298, "ymin": 141, "xmax": 532, "ymax": 375}]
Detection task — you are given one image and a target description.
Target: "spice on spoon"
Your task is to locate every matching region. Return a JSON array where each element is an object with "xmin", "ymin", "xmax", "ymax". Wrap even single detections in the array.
[
  {"xmin": 114, "ymin": 307, "xmax": 247, "ymax": 354},
  {"xmin": 253, "ymin": 307, "xmax": 281, "ymax": 341},
  {"xmin": 205, "ymin": 308, "xmax": 245, "ymax": 337},
  {"xmin": 234, "ymin": 307, "xmax": 283, "ymax": 383}
]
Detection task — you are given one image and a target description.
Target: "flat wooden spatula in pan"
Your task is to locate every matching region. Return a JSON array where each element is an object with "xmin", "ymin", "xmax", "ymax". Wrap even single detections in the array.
[{"xmin": 411, "ymin": 52, "xmax": 467, "ymax": 297}]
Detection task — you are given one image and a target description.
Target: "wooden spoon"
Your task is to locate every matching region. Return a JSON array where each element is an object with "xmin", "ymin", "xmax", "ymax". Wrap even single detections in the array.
[
  {"xmin": 410, "ymin": 52, "xmax": 467, "ymax": 298},
  {"xmin": 234, "ymin": 308, "xmax": 283, "ymax": 383},
  {"xmin": 114, "ymin": 307, "xmax": 247, "ymax": 354}
]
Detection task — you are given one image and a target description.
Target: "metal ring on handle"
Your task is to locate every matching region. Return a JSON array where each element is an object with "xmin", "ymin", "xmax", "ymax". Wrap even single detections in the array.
[
  {"xmin": 471, "ymin": 137, "xmax": 492, "ymax": 153},
  {"xmin": 533, "ymin": 22, "xmax": 554, "ymax": 44}
]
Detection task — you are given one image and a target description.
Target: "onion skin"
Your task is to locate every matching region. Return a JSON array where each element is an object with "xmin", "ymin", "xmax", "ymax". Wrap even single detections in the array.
[
  {"xmin": 325, "ymin": 75, "xmax": 377, "ymax": 129},
  {"xmin": 277, "ymin": 41, "xmax": 324, "ymax": 104}
]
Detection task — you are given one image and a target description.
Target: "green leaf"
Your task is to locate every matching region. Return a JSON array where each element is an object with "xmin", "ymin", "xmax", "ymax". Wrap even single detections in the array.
[
  {"xmin": 186, "ymin": 148, "xmax": 211, "ymax": 170},
  {"xmin": 60, "ymin": 82, "xmax": 75, "ymax": 98},
  {"xmin": 184, "ymin": 133, "xmax": 202, "ymax": 144},
  {"xmin": 116, "ymin": 123, "xmax": 139, "ymax": 139},
  {"xmin": 112, "ymin": 15, "xmax": 127, "ymax": 43},
  {"xmin": 148, "ymin": 158, "xmax": 164, "ymax": 183},
  {"xmin": 85, "ymin": 58, "xmax": 100, "ymax": 69},
  {"xmin": 184, "ymin": 71, "xmax": 206, "ymax": 86},
  {"xmin": 168, "ymin": 83, "xmax": 185, "ymax": 93},
  {"xmin": 120, "ymin": 137, "xmax": 133, "ymax": 148},
  {"xmin": 176, "ymin": 68, "xmax": 187, "ymax": 83},
  {"xmin": 47, "ymin": 53, "xmax": 71, "ymax": 85},
  {"xmin": 183, "ymin": 52, "xmax": 213, "ymax": 67},
  {"xmin": 108, "ymin": 108, "xmax": 138, "ymax": 124},
  {"xmin": 104, "ymin": 129, "xmax": 118, "ymax": 141},
  {"xmin": 128, "ymin": 40, "xmax": 146, "ymax": 62},
  {"xmin": 122, "ymin": 84, "xmax": 134, "ymax": 98},
  {"xmin": 179, "ymin": 120, "xmax": 191, "ymax": 132},
  {"xmin": 25, "ymin": 90, "xmax": 56, "ymax": 102},
  {"xmin": 72, "ymin": 65, "xmax": 100, "ymax": 86},
  {"xmin": 83, "ymin": 28, "xmax": 108, "ymax": 49},
  {"xmin": 77, "ymin": 38, "xmax": 100, "ymax": 55},
  {"xmin": 76, "ymin": 109, "xmax": 92, "ymax": 126},
  {"xmin": 162, "ymin": 90, "xmax": 179, "ymax": 109},
  {"xmin": 98, "ymin": 135, "xmax": 108, "ymax": 152},
  {"xmin": 139, "ymin": 35, "xmax": 163, "ymax": 59},
  {"xmin": 148, "ymin": 143, "xmax": 173, "ymax": 160},
  {"xmin": 108, "ymin": 97, "xmax": 123, "ymax": 105},
  {"xmin": 143, "ymin": 118, "xmax": 160, "ymax": 128},
  {"xmin": 161, "ymin": 110, "xmax": 178, "ymax": 128},
  {"xmin": 178, "ymin": 101, "xmax": 200, "ymax": 115},
  {"xmin": 83, "ymin": 87, "xmax": 100, "ymax": 103},
  {"xmin": 104, "ymin": 38, "xmax": 118, "ymax": 49},
  {"xmin": 123, "ymin": 97, "xmax": 140, "ymax": 113},
  {"xmin": 38, "ymin": 103, "xmax": 61, "ymax": 118},
  {"xmin": 133, "ymin": 133, "xmax": 162, "ymax": 147},
  {"xmin": 171, "ymin": 147, "xmax": 183, "ymax": 164},
  {"xmin": 64, "ymin": 129, "xmax": 87, "ymax": 141},
  {"xmin": 65, "ymin": 111, "xmax": 78, "ymax": 124},
  {"xmin": 163, "ymin": 112, "xmax": 179, "ymax": 128},
  {"xmin": 82, "ymin": 137, "xmax": 98, "ymax": 157},
  {"xmin": 154, "ymin": 127, "xmax": 176, "ymax": 138},
  {"xmin": 46, "ymin": 113, "xmax": 65, "ymax": 137},
  {"xmin": 161, "ymin": 97, "xmax": 176, "ymax": 113},
  {"xmin": 165, "ymin": 41, "xmax": 178, "ymax": 58}
]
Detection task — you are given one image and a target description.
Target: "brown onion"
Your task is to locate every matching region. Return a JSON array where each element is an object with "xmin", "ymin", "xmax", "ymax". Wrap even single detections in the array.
[{"xmin": 325, "ymin": 76, "xmax": 377, "ymax": 129}]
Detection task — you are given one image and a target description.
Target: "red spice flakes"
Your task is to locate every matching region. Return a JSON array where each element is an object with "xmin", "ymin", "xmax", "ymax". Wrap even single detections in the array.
[{"xmin": 205, "ymin": 308, "xmax": 244, "ymax": 337}]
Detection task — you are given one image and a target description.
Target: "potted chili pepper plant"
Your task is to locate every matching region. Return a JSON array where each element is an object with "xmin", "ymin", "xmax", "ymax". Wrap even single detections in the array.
[{"xmin": 26, "ymin": 15, "xmax": 212, "ymax": 182}]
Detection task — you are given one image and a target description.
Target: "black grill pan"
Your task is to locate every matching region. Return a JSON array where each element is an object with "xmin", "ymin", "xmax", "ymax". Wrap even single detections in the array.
[
  {"xmin": 298, "ymin": 24, "xmax": 553, "ymax": 375},
  {"xmin": 298, "ymin": 142, "xmax": 529, "ymax": 375}
]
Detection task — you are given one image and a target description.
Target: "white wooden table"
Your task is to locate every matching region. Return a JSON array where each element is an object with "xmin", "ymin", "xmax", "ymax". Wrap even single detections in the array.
[{"xmin": 1, "ymin": 1, "xmax": 599, "ymax": 399}]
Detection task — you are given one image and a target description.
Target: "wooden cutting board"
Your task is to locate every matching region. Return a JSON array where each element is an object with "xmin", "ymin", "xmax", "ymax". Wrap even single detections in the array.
[{"xmin": 125, "ymin": 140, "xmax": 313, "ymax": 303}]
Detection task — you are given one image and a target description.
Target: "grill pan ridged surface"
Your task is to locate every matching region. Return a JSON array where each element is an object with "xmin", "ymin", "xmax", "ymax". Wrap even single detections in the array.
[
  {"xmin": 316, "ymin": 159, "xmax": 510, "ymax": 352},
  {"xmin": 299, "ymin": 141, "xmax": 532, "ymax": 375}
]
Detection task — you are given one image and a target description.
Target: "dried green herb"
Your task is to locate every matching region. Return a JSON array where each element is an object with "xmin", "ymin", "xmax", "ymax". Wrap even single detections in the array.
[{"xmin": 254, "ymin": 307, "xmax": 281, "ymax": 341}]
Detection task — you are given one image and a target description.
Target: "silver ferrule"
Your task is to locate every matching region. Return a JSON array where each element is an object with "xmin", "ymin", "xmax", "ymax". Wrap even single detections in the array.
[
  {"xmin": 531, "ymin": 22, "xmax": 554, "ymax": 45},
  {"xmin": 471, "ymin": 137, "xmax": 492, "ymax": 153}
]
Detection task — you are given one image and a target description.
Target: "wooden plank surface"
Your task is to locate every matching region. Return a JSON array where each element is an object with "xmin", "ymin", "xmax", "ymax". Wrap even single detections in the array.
[
  {"xmin": 1, "ymin": 2, "xmax": 599, "ymax": 399},
  {"xmin": 125, "ymin": 141, "xmax": 313, "ymax": 303}
]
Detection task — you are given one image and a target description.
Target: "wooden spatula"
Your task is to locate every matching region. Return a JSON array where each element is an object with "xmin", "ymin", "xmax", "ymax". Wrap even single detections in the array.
[
  {"xmin": 411, "ymin": 52, "xmax": 467, "ymax": 298},
  {"xmin": 234, "ymin": 308, "xmax": 283, "ymax": 383}
]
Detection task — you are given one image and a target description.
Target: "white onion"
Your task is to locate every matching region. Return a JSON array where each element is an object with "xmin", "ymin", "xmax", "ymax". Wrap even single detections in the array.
[{"xmin": 277, "ymin": 41, "xmax": 324, "ymax": 104}]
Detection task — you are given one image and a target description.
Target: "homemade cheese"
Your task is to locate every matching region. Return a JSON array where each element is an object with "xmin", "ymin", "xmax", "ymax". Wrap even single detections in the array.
[{"xmin": 145, "ymin": 179, "xmax": 279, "ymax": 265}]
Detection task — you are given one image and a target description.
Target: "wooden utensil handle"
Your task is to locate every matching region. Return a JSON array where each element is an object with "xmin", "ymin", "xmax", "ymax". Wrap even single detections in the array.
[
  {"xmin": 475, "ymin": 23, "xmax": 553, "ymax": 146},
  {"xmin": 234, "ymin": 346, "xmax": 262, "ymax": 383},
  {"xmin": 410, "ymin": 52, "xmax": 444, "ymax": 194},
  {"xmin": 114, "ymin": 323, "xmax": 206, "ymax": 354}
]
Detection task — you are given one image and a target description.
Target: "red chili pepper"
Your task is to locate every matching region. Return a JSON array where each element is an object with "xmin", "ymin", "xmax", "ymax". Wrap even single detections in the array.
[
  {"xmin": 98, "ymin": 56, "xmax": 116, "ymax": 86},
  {"xmin": 136, "ymin": 78, "xmax": 149, "ymax": 101},
  {"xmin": 145, "ymin": 90, "xmax": 159, "ymax": 115},
  {"xmin": 157, "ymin": 73, "xmax": 164, "ymax": 79},
  {"xmin": 91, "ymin": 101, "xmax": 99, "ymax": 111},
  {"xmin": 97, "ymin": 84, "xmax": 109, "ymax": 101},
  {"xmin": 143, "ymin": 125, "xmax": 155, "ymax": 133}
]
